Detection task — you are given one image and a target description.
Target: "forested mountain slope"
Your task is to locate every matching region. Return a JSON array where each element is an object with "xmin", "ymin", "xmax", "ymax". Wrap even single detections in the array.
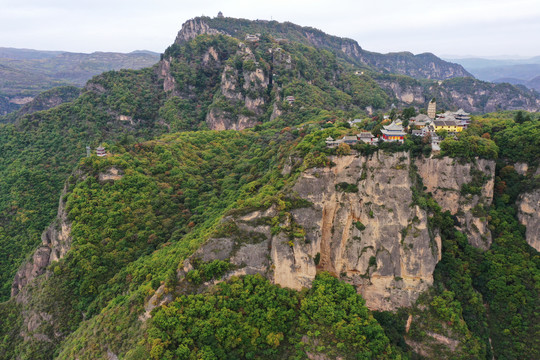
[
  {"xmin": 0, "ymin": 16, "xmax": 539, "ymax": 360},
  {"xmin": 182, "ymin": 16, "xmax": 472, "ymax": 80},
  {"xmin": 170, "ymin": 17, "xmax": 539, "ymax": 113},
  {"xmin": 2, "ymin": 116, "xmax": 539, "ymax": 359}
]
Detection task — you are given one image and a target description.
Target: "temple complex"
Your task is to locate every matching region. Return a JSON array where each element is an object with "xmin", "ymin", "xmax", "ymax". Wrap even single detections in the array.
[{"xmin": 381, "ymin": 120, "xmax": 406, "ymax": 143}]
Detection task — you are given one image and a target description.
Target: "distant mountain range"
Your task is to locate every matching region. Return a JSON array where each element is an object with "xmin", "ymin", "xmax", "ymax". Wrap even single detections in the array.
[
  {"xmin": 0, "ymin": 48, "xmax": 160, "ymax": 115},
  {"xmin": 446, "ymin": 56, "xmax": 540, "ymax": 91}
]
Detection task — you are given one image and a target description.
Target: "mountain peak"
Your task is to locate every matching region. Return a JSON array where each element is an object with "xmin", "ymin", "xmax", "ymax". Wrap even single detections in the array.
[
  {"xmin": 174, "ymin": 16, "xmax": 471, "ymax": 80},
  {"xmin": 175, "ymin": 17, "xmax": 226, "ymax": 44}
]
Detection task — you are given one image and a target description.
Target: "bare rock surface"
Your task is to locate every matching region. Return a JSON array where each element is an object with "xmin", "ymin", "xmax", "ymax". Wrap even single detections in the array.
[
  {"xmin": 186, "ymin": 153, "xmax": 441, "ymax": 310},
  {"xmin": 11, "ymin": 179, "xmax": 73, "ymax": 297},
  {"xmin": 291, "ymin": 153, "xmax": 439, "ymax": 310},
  {"xmin": 417, "ymin": 157, "xmax": 495, "ymax": 249},
  {"xmin": 98, "ymin": 166, "xmax": 124, "ymax": 182},
  {"xmin": 517, "ymin": 189, "xmax": 540, "ymax": 251},
  {"xmin": 205, "ymin": 45, "xmax": 269, "ymax": 131},
  {"xmin": 174, "ymin": 18, "xmax": 225, "ymax": 44}
]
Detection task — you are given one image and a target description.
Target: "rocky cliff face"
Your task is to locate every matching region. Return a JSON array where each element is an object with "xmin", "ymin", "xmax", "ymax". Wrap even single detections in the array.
[
  {"xmin": 184, "ymin": 152, "xmax": 442, "ymax": 311},
  {"xmin": 441, "ymin": 82, "xmax": 540, "ymax": 113},
  {"xmin": 11, "ymin": 168, "xmax": 123, "ymax": 298},
  {"xmin": 174, "ymin": 18, "xmax": 225, "ymax": 44},
  {"xmin": 1, "ymin": 86, "xmax": 80, "ymax": 123},
  {"xmin": 11, "ymin": 181, "xmax": 73, "ymax": 297},
  {"xmin": 376, "ymin": 77, "xmax": 540, "ymax": 113},
  {"xmin": 361, "ymin": 52, "xmax": 471, "ymax": 80},
  {"xmin": 179, "ymin": 153, "xmax": 502, "ymax": 311},
  {"xmin": 206, "ymin": 44, "xmax": 270, "ymax": 131},
  {"xmin": 518, "ymin": 189, "xmax": 540, "ymax": 252},
  {"xmin": 377, "ymin": 79, "xmax": 426, "ymax": 105},
  {"xmin": 9, "ymin": 169, "xmax": 124, "ymax": 350},
  {"xmin": 291, "ymin": 152, "xmax": 440, "ymax": 310},
  {"xmin": 0, "ymin": 94, "xmax": 21, "ymax": 117},
  {"xmin": 197, "ymin": 16, "xmax": 471, "ymax": 81},
  {"xmin": 157, "ymin": 58, "xmax": 177, "ymax": 94},
  {"xmin": 417, "ymin": 157, "xmax": 495, "ymax": 250},
  {"xmin": 15, "ymin": 86, "xmax": 80, "ymax": 118}
]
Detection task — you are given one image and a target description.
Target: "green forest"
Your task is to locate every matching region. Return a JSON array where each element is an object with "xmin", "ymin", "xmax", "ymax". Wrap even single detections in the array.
[{"xmin": 0, "ymin": 23, "xmax": 539, "ymax": 360}]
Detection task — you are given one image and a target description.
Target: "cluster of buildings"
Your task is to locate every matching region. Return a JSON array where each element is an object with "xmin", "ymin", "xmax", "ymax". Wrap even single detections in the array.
[
  {"xmin": 326, "ymin": 106, "xmax": 471, "ymax": 151},
  {"xmin": 326, "ymin": 118, "xmax": 409, "ymax": 147},
  {"xmin": 325, "ymin": 132, "xmax": 378, "ymax": 147},
  {"xmin": 409, "ymin": 108, "xmax": 470, "ymax": 150}
]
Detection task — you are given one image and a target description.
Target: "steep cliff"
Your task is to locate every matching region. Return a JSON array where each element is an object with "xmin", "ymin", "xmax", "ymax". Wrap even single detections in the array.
[
  {"xmin": 291, "ymin": 152, "xmax": 440, "ymax": 310},
  {"xmin": 174, "ymin": 18, "xmax": 225, "ymax": 44},
  {"xmin": 6, "ymin": 168, "xmax": 127, "ymax": 355},
  {"xmin": 177, "ymin": 152, "xmax": 503, "ymax": 314},
  {"xmin": 205, "ymin": 44, "xmax": 270, "ymax": 130},
  {"xmin": 376, "ymin": 78, "xmax": 426, "ymax": 105},
  {"xmin": 1, "ymin": 86, "xmax": 81, "ymax": 123},
  {"xmin": 171, "ymin": 17, "xmax": 539, "ymax": 114},
  {"xmin": 10, "ymin": 167, "xmax": 125, "ymax": 298},
  {"xmin": 194, "ymin": 16, "xmax": 472, "ymax": 80},
  {"xmin": 417, "ymin": 157, "xmax": 495, "ymax": 249},
  {"xmin": 11, "ymin": 180, "xmax": 73, "ymax": 297},
  {"xmin": 0, "ymin": 94, "xmax": 22, "ymax": 118},
  {"xmin": 360, "ymin": 51, "xmax": 471, "ymax": 80},
  {"xmin": 518, "ymin": 189, "xmax": 540, "ymax": 252},
  {"xmin": 183, "ymin": 152, "xmax": 441, "ymax": 311}
]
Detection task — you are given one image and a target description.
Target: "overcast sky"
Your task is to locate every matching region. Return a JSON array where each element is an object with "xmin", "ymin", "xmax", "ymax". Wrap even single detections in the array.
[{"xmin": 1, "ymin": 0, "xmax": 539, "ymax": 58}]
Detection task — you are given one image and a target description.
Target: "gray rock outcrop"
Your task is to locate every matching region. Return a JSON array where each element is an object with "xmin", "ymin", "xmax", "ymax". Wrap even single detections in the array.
[
  {"xmin": 11, "ymin": 167, "xmax": 123, "ymax": 297},
  {"xmin": 518, "ymin": 189, "xmax": 540, "ymax": 252},
  {"xmin": 185, "ymin": 152, "xmax": 441, "ymax": 311},
  {"xmin": 205, "ymin": 44, "xmax": 270, "ymax": 131},
  {"xmin": 291, "ymin": 153, "xmax": 439, "ymax": 310},
  {"xmin": 376, "ymin": 78, "xmax": 540, "ymax": 113},
  {"xmin": 417, "ymin": 157, "xmax": 495, "ymax": 249},
  {"xmin": 376, "ymin": 79, "xmax": 426, "ymax": 104},
  {"xmin": 11, "ymin": 181, "xmax": 73, "ymax": 297},
  {"xmin": 174, "ymin": 18, "xmax": 225, "ymax": 44}
]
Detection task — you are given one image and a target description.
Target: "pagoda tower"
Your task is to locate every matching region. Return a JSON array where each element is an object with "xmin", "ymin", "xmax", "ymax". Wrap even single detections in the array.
[{"xmin": 427, "ymin": 99, "xmax": 436, "ymax": 119}]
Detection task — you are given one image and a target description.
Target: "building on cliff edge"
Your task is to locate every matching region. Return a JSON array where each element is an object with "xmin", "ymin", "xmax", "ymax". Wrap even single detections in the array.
[{"xmin": 381, "ymin": 120, "xmax": 406, "ymax": 143}]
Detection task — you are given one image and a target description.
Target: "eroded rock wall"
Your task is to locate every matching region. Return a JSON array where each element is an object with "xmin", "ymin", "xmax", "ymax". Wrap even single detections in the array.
[
  {"xmin": 11, "ymin": 182, "xmax": 72, "ymax": 297},
  {"xmin": 376, "ymin": 80, "xmax": 426, "ymax": 105},
  {"xmin": 186, "ymin": 153, "xmax": 441, "ymax": 311},
  {"xmin": 205, "ymin": 44, "xmax": 270, "ymax": 130},
  {"xmin": 292, "ymin": 153, "xmax": 439, "ymax": 310},
  {"xmin": 417, "ymin": 157, "xmax": 495, "ymax": 249},
  {"xmin": 10, "ymin": 169, "xmax": 124, "ymax": 350},
  {"xmin": 174, "ymin": 18, "xmax": 225, "ymax": 44},
  {"xmin": 518, "ymin": 189, "xmax": 540, "ymax": 252}
]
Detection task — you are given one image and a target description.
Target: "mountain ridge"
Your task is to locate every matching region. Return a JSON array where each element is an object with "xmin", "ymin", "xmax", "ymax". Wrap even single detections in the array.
[
  {"xmin": 175, "ymin": 16, "xmax": 473, "ymax": 80},
  {"xmin": 446, "ymin": 56, "xmax": 540, "ymax": 91}
]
